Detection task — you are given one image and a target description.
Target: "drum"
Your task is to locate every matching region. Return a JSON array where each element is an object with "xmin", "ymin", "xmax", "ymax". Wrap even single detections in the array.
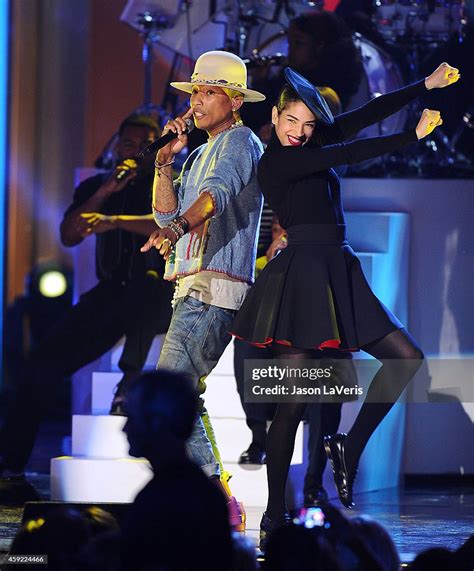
[
  {"xmin": 346, "ymin": 33, "xmax": 407, "ymax": 137},
  {"xmin": 373, "ymin": 0, "xmax": 465, "ymax": 44},
  {"xmin": 252, "ymin": 30, "xmax": 407, "ymax": 136}
]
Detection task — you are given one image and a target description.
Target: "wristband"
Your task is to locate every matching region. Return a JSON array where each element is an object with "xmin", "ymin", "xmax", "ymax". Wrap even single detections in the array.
[
  {"xmin": 166, "ymin": 224, "xmax": 181, "ymax": 244},
  {"xmin": 168, "ymin": 216, "xmax": 190, "ymax": 240}
]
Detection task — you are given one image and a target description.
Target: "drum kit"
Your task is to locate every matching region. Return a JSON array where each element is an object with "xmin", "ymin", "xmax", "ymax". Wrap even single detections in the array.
[
  {"xmin": 245, "ymin": 0, "xmax": 470, "ymax": 175},
  {"xmin": 96, "ymin": 0, "xmax": 471, "ymax": 176}
]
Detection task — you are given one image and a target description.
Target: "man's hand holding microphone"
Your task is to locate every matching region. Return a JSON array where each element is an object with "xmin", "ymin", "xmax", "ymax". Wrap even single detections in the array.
[{"xmin": 141, "ymin": 109, "xmax": 195, "ymax": 260}]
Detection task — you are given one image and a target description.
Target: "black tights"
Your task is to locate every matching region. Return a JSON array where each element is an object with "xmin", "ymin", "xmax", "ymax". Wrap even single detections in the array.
[{"xmin": 264, "ymin": 328, "xmax": 423, "ymax": 519}]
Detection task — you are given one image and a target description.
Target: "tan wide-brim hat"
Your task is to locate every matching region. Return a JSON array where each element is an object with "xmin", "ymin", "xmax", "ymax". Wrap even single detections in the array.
[{"xmin": 170, "ymin": 51, "xmax": 266, "ymax": 103}]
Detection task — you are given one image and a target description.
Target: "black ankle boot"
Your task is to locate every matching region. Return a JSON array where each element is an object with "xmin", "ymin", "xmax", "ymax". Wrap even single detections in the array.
[
  {"xmin": 323, "ymin": 433, "xmax": 358, "ymax": 509},
  {"xmin": 259, "ymin": 511, "xmax": 291, "ymax": 552},
  {"xmin": 109, "ymin": 381, "xmax": 128, "ymax": 416},
  {"xmin": 238, "ymin": 442, "xmax": 266, "ymax": 465},
  {"xmin": 109, "ymin": 373, "xmax": 140, "ymax": 416},
  {"xmin": 304, "ymin": 486, "xmax": 329, "ymax": 507}
]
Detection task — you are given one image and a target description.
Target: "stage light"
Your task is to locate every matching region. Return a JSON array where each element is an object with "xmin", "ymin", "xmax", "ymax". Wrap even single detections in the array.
[
  {"xmin": 26, "ymin": 261, "xmax": 74, "ymax": 347},
  {"xmin": 3, "ymin": 261, "xmax": 73, "ymax": 382},
  {"xmin": 38, "ymin": 270, "xmax": 68, "ymax": 298}
]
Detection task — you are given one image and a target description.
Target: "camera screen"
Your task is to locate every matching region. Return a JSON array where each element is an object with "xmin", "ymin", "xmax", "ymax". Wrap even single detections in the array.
[{"xmin": 294, "ymin": 507, "xmax": 325, "ymax": 529}]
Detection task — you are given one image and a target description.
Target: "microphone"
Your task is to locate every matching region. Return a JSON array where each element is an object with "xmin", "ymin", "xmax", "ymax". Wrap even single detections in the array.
[
  {"xmin": 244, "ymin": 54, "xmax": 286, "ymax": 69},
  {"xmin": 114, "ymin": 159, "xmax": 140, "ymax": 183},
  {"xmin": 136, "ymin": 118, "xmax": 195, "ymax": 158}
]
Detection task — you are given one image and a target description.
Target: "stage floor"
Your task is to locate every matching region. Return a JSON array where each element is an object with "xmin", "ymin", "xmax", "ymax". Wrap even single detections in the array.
[{"xmin": 0, "ymin": 474, "xmax": 472, "ymax": 564}]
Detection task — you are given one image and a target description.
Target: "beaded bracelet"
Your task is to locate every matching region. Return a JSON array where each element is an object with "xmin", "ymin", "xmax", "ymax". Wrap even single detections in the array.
[
  {"xmin": 173, "ymin": 215, "xmax": 190, "ymax": 235},
  {"xmin": 166, "ymin": 224, "xmax": 181, "ymax": 243},
  {"xmin": 167, "ymin": 217, "xmax": 189, "ymax": 240},
  {"xmin": 168, "ymin": 221, "xmax": 184, "ymax": 240},
  {"xmin": 154, "ymin": 158, "xmax": 175, "ymax": 170}
]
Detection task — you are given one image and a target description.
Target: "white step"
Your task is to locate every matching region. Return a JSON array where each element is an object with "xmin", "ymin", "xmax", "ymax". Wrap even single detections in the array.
[
  {"xmin": 50, "ymin": 457, "xmax": 304, "ymax": 508},
  {"xmin": 72, "ymin": 415, "xmax": 130, "ymax": 458},
  {"xmin": 200, "ymin": 374, "xmax": 246, "ymax": 419},
  {"xmin": 110, "ymin": 334, "xmax": 165, "ymax": 372},
  {"xmin": 226, "ymin": 462, "xmax": 268, "ymax": 506},
  {"xmin": 91, "ymin": 371, "xmax": 247, "ymax": 419},
  {"xmin": 212, "ymin": 418, "xmax": 304, "ymax": 466},
  {"xmin": 50, "ymin": 456, "xmax": 152, "ymax": 502},
  {"xmin": 223, "ymin": 423, "xmax": 306, "ymax": 507},
  {"xmin": 91, "ymin": 373, "xmax": 123, "ymax": 415},
  {"xmin": 71, "ymin": 414, "xmax": 304, "ymax": 466},
  {"xmin": 91, "ymin": 341, "xmax": 239, "ymax": 416},
  {"xmin": 73, "ymin": 335, "xmax": 165, "ymax": 414},
  {"xmin": 207, "ymin": 341, "xmax": 235, "ymax": 376}
]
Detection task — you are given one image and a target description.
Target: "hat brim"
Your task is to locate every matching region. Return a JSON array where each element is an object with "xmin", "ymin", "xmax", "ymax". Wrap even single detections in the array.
[
  {"xmin": 283, "ymin": 67, "xmax": 334, "ymax": 126},
  {"xmin": 170, "ymin": 81, "xmax": 266, "ymax": 103}
]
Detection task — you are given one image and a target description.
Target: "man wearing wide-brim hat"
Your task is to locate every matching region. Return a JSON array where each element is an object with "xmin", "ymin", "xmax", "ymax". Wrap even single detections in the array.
[{"xmin": 141, "ymin": 51, "xmax": 265, "ymax": 530}]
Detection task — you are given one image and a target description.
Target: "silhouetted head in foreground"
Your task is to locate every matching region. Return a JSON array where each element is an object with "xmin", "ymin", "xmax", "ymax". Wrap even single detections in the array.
[
  {"xmin": 350, "ymin": 514, "xmax": 400, "ymax": 571},
  {"xmin": 9, "ymin": 506, "xmax": 118, "ymax": 571},
  {"xmin": 123, "ymin": 370, "xmax": 198, "ymax": 465}
]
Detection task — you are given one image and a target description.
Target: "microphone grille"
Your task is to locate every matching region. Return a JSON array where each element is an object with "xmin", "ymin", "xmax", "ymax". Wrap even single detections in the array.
[{"xmin": 184, "ymin": 117, "xmax": 195, "ymax": 134}]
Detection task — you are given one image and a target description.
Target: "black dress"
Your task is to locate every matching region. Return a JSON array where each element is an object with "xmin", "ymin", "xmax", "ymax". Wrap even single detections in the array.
[{"xmin": 231, "ymin": 80, "xmax": 427, "ymax": 351}]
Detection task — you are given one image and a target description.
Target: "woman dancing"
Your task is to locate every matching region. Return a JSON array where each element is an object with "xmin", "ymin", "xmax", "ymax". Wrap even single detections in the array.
[{"xmin": 230, "ymin": 62, "xmax": 459, "ymax": 548}]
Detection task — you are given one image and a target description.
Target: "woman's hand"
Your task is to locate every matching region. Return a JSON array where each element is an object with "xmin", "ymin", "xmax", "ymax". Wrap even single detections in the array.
[
  {"xmin": 416, "ymin": 109, "xmax": 443, "ymax": 140},
  {"xmin": 425, "ymin": 62, "xmax": 460, "ymax": 90},
  {"xmin": 266, "ymin": 233, "xmax": 288, "ymax": 261},
  {"xmin": 156, "ymin": 108, "xmax": 194, "ymax": 164}
]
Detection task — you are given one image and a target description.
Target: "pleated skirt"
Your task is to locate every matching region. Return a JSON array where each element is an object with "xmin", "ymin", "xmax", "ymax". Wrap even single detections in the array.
[{"xmin": 230, "ymin": 224, "xmax": 403, "ymax": 350}]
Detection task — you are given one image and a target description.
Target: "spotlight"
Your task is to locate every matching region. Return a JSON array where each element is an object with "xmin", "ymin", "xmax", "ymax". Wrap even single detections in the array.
[
  {"xmin": 4, "ymin": 261, "xmax": 73, "ymax": 384},
  {"xmin": 38, "ymin": 271, "xmax": 68, "ymax": 298},
  {"xmin": 27, "ymin": 261, "xmax": 74, "ymax": 347}
]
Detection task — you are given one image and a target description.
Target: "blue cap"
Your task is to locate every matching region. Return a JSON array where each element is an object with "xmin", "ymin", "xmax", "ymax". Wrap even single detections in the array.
[{"xmin": 283, "ymin": 67, "xmax": 335, "ymax": 126}]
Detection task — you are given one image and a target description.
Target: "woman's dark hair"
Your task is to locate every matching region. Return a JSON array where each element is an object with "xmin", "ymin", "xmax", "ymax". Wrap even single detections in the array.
[
  {"xmin": 276, "ymin": 84, "xmax": 302, "ymax": 114},
  {"xmin": 276, "ymin": 84, "xmax": 341, "ymax": 117}
]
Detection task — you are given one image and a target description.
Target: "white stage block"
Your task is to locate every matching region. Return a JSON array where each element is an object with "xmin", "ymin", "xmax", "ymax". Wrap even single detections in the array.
[
  {"xmin": 73, "ymin": 414, "xmax": 303, "ymax": 465},
  {"xmin": 213, "ymin": 418, "xmax": 304, "ymax": 466},
  {"xmin": 92, "ymin": 371, "xmax": 246, "ymax": 419},
  {"xmin": 202, "ymin": 374, "xmax": 246, "ymax": 419},
  {"xmin": 91, "ymin": 372, "xmax": 122, "ymax": 415},
  {"xmin": 225, "ymin": 462, "xmax": 268, "ymax": 507},
  {"xmin": 225, "ymin": 461, "xmax": 308, "ymax": 508},
  {"xmin": 51, "ymin": 457, "xmax": 152, "ymax": 503},
  {"xmin": 110, "ymin": 334, "xmax": 165, "ymax": 372},
  {"xmin": 72, "ymin": 415, "xmax": 130, "ymax": 459},
  {"xmin": 207, "ymin": 341, "xmax": 235, "ymax": 376},
  {"xmin": 92, "ymin": 342, "xmax": 238, "ymax": 416}
]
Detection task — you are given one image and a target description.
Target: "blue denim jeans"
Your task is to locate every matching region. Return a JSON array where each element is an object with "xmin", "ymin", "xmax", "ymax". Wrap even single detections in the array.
[{"xmin": 157, "ymin": 295, "xmax": 235, "ymax": 477}]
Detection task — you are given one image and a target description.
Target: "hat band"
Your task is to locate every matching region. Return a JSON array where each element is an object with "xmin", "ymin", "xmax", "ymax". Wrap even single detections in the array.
[{"xmin": 189, "ymin": 75, "xmax": 247, "ymax": 89}]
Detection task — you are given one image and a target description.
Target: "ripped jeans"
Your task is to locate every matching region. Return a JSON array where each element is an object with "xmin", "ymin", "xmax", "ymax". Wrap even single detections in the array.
[{"xmin": 157, "ymin": 295, "xmax": 235, "ymax": 477}]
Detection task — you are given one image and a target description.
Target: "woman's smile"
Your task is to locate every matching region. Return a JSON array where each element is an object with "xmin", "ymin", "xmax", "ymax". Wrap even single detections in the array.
[{"xmin": 287, "ymin": 134, "xmax": 306, "ymax": 146}]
